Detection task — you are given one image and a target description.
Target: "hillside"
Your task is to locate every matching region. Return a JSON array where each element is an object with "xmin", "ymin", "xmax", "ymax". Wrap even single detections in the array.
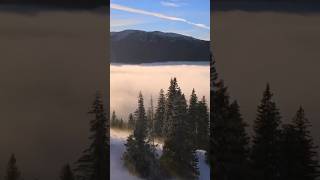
[{"xmin": 111, "ymin": 30, "xmax": 210, "ymax": 64}]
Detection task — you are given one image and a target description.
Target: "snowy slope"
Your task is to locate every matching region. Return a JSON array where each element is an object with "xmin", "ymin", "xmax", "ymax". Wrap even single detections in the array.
[{"xmin": 110, "ymin": 129, "xmax": 210, "ymax": 180}]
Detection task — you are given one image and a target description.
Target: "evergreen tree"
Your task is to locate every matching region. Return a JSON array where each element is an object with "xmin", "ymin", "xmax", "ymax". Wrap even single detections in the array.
[
  {"xmin": 163, "ymin": 78, "xmax": 179, "ymax": 137},
  {"xmin": 5, "ymin": 154, "xmax": 21, "ymax": 180},
  {"xmin": 211, "ymin": 79, "xmax": 231, "ymax": 180},
  {"xmin": 188, "ymin": 89, "xmax": 198, "ymax": 147},
  {"xmin": 147, "ymin": 96, "xmax": 155, "ymax": 138},
  {"xmin": 74, "ymin": 92, "xmax": 109, "ymax": 180},
  {"xmin": 225, "ymin": 100, "xmax": 250, "ymax": 180},
  {"xmin": 279, "ymin": 107, "xmax": 319, "ymax": 180},
  {"xmin": 279, "ymin": 124, "xmax": 300, "ymax": 180},
  {"xmin": 211, "ymin": 78, "xmax": 250, "ymax": 180},
  {"xmin": 251, "ymin": 84, "xmax": 281, "ymax": 180},
  {"xmin": 209, "ymin": 53, "xmax": 221, "ymax": 179},
  {"xmin": 60, "ymin": 164, "xmax": 75, "ymax": 180},
  {"xmin": 154, "ymin": 89, "xmax": 166, "ymax": 137},
  {"xmin": 127, "ymin": 113, "xmax": 135, "ymax": 130},
  {"xmin": 111, "ymin": 110, "xmax": 117, "ymax": 127},
  {"xmin": 119, "ymin": 118, "xmax": 124, "ymax": 129},
  {"xmin": 123, "ymin": 92, "xmax": 160, "ymax": 179},
  {"xmin": 161, "ymin": 84, "xmax": 199, "ymax": 179},
  {"xmin": 197, "ymin": 96, "xmax": 210, "ymax": 150}
]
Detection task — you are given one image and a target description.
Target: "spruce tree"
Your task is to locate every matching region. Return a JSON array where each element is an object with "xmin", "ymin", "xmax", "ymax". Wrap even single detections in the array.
[
  {"xmin": 251, "ymin": 84, "xmax": 281, "ymax": 180},
  {"xmin": 197, "ymin": 96, "xmax": 209, "ymax": 150},
  {"xmin": 211, "ymin": 79, "xmax": 231, "ymax": 180},
  {"xmin": 119, "ymin": 118, "xmax": 124, "ymax": 129},
  {"xmin": 279, "ymin": 124, "xmax": 300, "ymax": 180},
  {"xmin": 154, "ymin": 89, "xmax": 166, "ymax": 137},
  {"xmin": 74, "ymin": 92, "xmax": 109, "ymax": 180},
  {"xmin": 5, "ymin": 154, "xmax": 21, "ymax": 180},
  {"xmin": 163, "ymin": 78, "xmax": 179, "ymax": 138},
  {"xmin": 127, "ymin": 113, "xmax": 135, "ymax": 130},
  {"xmin": 147, "ymin": 96, "xmax": 155, "ymax": 138},
  {"xmin": 161, "ymin": 84, "xmax": 199, "ymax": 179},
  {"xmin": 111, "ymin": 110, "xmax": 117, "ymax": 127},
  {"xmin": 280, "ymin": 107, "xmax": 319, "ymax": 180},
  {"xmin": 123, "ymin": 92, "xmax": 159, "ymax": 179},
  {"xmin": 225, "ymin": 100, "xmax": 250, "ymax": 180},
  {"xmin": 188, "ymin": 89, "xmax": 198, "ymax": 147},
  {"xmin": 209, "ymin": 53, "xmax": 223, "ymax": 179},
  {"xmin": 60, "ymin": 164, "xmax": 75, "ymax": 180}
]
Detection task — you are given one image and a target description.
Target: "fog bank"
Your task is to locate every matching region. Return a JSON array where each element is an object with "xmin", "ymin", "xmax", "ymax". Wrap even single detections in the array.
[{"xmin": 110, "ymin": 64, "xmax": 210, "ymax": 119}]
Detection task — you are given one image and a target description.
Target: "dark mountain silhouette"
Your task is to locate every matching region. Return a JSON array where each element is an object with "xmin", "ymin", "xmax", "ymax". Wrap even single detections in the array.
[{"xmin": 111, "ymin": 30, "xmax": 210, "ymax": 64}]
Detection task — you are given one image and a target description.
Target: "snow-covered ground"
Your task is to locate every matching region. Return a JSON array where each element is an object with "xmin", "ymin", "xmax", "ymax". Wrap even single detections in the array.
[{"xmin": 110, "ymin": 129, "xmax": 210, "ymax": 180}]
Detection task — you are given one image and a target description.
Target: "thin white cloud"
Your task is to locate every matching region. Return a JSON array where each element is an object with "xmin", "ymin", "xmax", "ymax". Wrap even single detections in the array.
[
  {"xmin": 160, "ymin": 1, "xmax": 180, "ymax": 7},
  {"xmin": 110, "ymin": 3, "xmax": 209, "ymax": 30},
  {"xmin": 110, "ymin": 18, "xmax": 143, "ymax": 27}
]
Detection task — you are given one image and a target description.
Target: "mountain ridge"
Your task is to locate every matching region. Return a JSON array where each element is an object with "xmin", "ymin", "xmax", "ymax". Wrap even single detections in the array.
[{"xmin": 111, "ymin": 30, "xmax": 210, "ymax": 64}]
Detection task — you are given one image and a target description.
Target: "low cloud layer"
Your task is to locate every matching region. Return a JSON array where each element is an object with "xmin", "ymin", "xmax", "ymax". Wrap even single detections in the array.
[{"xmin": 111, "ymin": 64, "xmax": 210, "ymax": 119}]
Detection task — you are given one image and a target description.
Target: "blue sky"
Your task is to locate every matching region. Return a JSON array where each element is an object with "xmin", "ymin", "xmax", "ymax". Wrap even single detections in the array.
[{"xmin": 110, "ymin": 0, "xmax": 210, "ymax": 40}]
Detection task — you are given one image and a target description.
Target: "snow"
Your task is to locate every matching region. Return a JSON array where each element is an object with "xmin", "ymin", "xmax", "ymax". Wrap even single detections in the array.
[{"xmin": 110, "ymin": 128, "xmax": 210, "ymax": 180}]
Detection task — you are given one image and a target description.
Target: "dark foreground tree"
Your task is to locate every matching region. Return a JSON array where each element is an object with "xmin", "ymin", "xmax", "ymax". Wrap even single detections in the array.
[
  {"xmin": 161, "ymin": 81, "xmax": 199, "ymax": 179},
  {"xmin": 60, "ymin": 164, "xmax": 75, "ymax": 180},
  {"xmin": 279, "ymin": 107, "xmax": 320, "ymax": 180},
  {"xmin": 74, "ymin": 92, "xmax": 109, "ymax": 180},
  {"xmin": 251, "ymin": 84, "xmax": 281, "ymax": 180},
  {"xmin": 211, "ymin": 78, "xmax": 231, "ymax": 180},
  {"xmin": 225, "ymin": 100, "xmax": 250, "ymax": 180},
  {"xmin": 196, "ymin": 96, "xmax": 210, "ymax": 150},
  {"xmin": 5, "ymin": 154, "xmax": 21, "ymax": 180},
  {"xmin": 123, "ymin": 92, "xmax": 160, "ymax": 179}
]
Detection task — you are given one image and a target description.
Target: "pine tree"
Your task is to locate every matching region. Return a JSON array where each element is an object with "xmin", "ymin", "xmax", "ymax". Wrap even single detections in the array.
[
  {"xmin": 60, "ymin": 164, "xmax": 75, "ymax": 180},
  {"xmin": 161, "ymin": 84, "xmax": 199, "ymax": 179},
  {"xmin": 154, "ymin": 89, "xmax": 166, "ymax": 137},
  {"xmin": 188, "ymin": 89, "xmax": 198, "ymax": 147},
  {"xmin": 279, "ymin": 124, "xmax": 300, "ymax": 180},
  {"xmin": 119, "ymin": 118, "xmax": 124, "ymax": 129},
  {"xmin": 123, "ymin": 92, "xmax": 160, "ymax": 179},
  {"xmin": 74, "ymin": 92, "xmax": 109, "ymax": 180},
  {"xmin": 225, "ymin": 100, "xmax": 250, "ymax": 180},
  {"xmin": 197, "ymin": 96, "xmax": 210, "ymax": 150},
  {"xmin": 163, "ymin": 78, "xmax": 179, "ymax": 137},
  {"xmin": 147, "ymin": 96, "xmax": 155, "ymax": 138},
  {"xmin": 127, "ymin": 113, "xmax": 135, "ymax": 130},
  {"xmin": 251, "ymin": 84, "xmax": 281, "ymax": 180},
  {"xmin": 111, "ymin": 110, "xmax": 117, "ymax": 127},
  {"xmin": 279, "ymin": 107, "xmax": 319, "ymax": 180},
  {"xmin": 211, "ymin": 79, "xmax": 231, "ymax": 180},
  {"xmin": 5, "ymin": 154, "xmax": 21, "ymax": 180},
  {"xmin": 209, "ymin": 53, "xmax": 221, "ymax": 179}
]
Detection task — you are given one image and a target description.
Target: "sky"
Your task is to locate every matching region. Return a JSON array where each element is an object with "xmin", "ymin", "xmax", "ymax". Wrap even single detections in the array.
[{"xmin": 110, "ymin": 0, "xmax": 210, "ymax": 40}]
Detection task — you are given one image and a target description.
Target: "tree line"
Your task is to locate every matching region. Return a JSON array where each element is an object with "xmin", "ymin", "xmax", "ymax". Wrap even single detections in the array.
[
  {"xmin": 3, "ymin": 92, "xmax": 109, "ymax": 180},
  {"xmin": 111, "ymin": 85, "xmax": 210, "ymax": 150},
  {"xmin": 121, "ymin": 78, "xmax": 210, "ymax": 180},
  {"xmin": 210, "ymin": 54, "xmax": 320, "ymax": 180}
]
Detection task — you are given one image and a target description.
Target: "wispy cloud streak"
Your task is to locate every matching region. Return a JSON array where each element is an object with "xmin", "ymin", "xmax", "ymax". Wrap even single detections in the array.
[
  {"xmin": 110, "ymin": 3, "xmax": 209, "ymax": 30},
  {"xmin": 160, "ymin": 1, "xmax": 180, "ymax": 7}
]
